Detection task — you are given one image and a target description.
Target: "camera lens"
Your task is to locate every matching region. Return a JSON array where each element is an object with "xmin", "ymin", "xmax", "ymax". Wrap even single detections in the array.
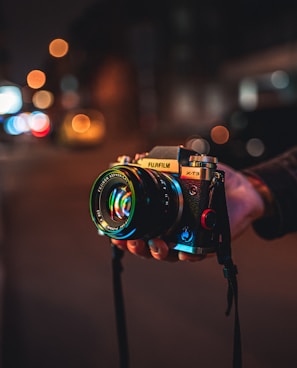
[
  {"xmin": 108, "ymin": 185, "xmax": 132, "ymax": 221},
  {"xmin": 90, "ymin": 165, "xmax": 182, "ymax": 240}
]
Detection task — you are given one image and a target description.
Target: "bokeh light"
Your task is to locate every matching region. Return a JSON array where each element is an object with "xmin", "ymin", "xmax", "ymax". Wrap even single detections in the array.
[
  {"xmin": 239, "ymin": 78, "xmax": 258, "ymax": 111},
  {"xmin": 4, "ymin": 116, "xmax": 23, "ymax": 135},
  {"xmin": 210, "ymin": 125, "xmax": 230, "ymax": 144},
  {"xmin": 71, "ymin": 114, "xmax": 91, "ymax": 133},
  {"xmin": 12, "ymin": 113, "xmax": 31, "ymax": 134},
  {"xmin": 3, "ymin": 112, "xmax": 51, "ymax": 137},
  {"xmin": 271, "ymin": 70, "xmax": 289, "ymax": 89},
  {"xmin": 0, "ymin": 85, "xmax": 23, "ymax": 114},
  {"xmin": 32, "ymin": 90, "xmax": 54, "ymax": 109},
  {"xmin": 171, "ymin": 88, "xmax": 196, "ymax": 120},
  {"xmin": 60, "ymin": 74, "xmax": 79, "ymax": 92},
  {"xmin": 59, "ymin": 109, "xmax": 106, "ymax": 146},
  {"xmin": 29, "ymin": 111, "xmax": 51, "ymax": 137},
  {"xmin": 27, "ymin": 70, "xmax": 46, "ymax": 89},
  {"xmin": 49, "ymin": 38, "xmax": 69, "ymax": 58},
  {"xmin": 246, "ymin": 138, "xmax": 265, "ymax": 157},
  {"xmin": 186, "ymin": 137, "xmax": 210, "ymax": 154}
]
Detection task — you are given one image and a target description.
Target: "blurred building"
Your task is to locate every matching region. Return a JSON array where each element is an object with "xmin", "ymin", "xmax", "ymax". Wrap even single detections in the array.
[
  {"xmin": 40, "ymin": 0, "xmax": 297, "ymax": 166},
  {"xmin": 1, "ymin": 0, "xmax": 297, "ymax": 162}
]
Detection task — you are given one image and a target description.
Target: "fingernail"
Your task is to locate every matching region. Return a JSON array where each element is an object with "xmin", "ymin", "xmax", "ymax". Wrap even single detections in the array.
[
  {"xmin": 148, "ymin": 240, "xmax": 159, "ymax": 253},
  {"xmin": 129, "ymin": 240, "xmax": 139, "ymax": 247}
]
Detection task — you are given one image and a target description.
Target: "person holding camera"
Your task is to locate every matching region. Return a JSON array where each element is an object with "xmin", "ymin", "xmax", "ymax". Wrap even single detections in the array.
[{"xmin": 111, "ymin": 146, "xmax": 297, "ymax": 261}]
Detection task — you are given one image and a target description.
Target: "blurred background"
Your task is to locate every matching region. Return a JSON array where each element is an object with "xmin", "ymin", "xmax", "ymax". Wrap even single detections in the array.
[{"xmin": 0, "ymin": 0, "xmax": 297, "ymax": 367}]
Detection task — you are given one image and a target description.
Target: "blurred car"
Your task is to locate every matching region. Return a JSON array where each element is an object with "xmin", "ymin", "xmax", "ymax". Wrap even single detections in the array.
[{"xmin": 57, "ymin": 108, "xmax": 106, "ymax": 148}]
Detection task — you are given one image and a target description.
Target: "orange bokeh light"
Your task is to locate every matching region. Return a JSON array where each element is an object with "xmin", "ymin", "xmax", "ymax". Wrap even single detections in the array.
[
  {"xmin": 27, "ymin": 70, "xmax": 46, "ymax": 89},
  {"xmin": 210, "ymin": 125, "xmax": 230, "ymax": 144},
  {"xmin": 49, "ymin": 38, "xmax": 69, "ymax": 58},
  {"xmin": 71, "ymin": 114, "xmax": 91, "ymax": 133}
]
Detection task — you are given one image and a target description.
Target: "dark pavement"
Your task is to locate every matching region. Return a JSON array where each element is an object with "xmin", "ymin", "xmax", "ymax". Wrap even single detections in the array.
[{"xmin": 1, "ymin": 138, "xmax": 297, "ymax": 368}]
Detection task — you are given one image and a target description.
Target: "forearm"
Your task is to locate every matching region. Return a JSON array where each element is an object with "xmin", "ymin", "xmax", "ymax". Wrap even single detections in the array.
[{"xmin": 243, "ymin": 146, "xmax": 297, "ymax": 239}]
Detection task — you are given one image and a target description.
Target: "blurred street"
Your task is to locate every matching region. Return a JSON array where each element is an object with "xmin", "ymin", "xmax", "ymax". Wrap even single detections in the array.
[{"xmin": 1, "ymin": 139, "xmax": 297, "ymax": 368}]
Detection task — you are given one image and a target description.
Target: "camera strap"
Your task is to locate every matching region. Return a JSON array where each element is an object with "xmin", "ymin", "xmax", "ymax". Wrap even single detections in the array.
[
  {"xmin": 111, "ymin": 244, "xmax": 129, "ymax": 368},
  {"xmin": 215, "ymin": 175, "xmax": 242, "ymax": 368},
  {"xmin": 221, "ymin": 258, "xmax": 242, "ymax": 368},
  {"xmin": 110, "ymin": 176, "xmax": 242, "ymax": 368},
  {"xmin": 111, "ymin": 243, "xmax": 242, "ymax": 368}
]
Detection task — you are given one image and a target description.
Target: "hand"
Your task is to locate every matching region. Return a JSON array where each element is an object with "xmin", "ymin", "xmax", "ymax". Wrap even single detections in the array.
[
  {"xmin": 218, "ymin": 163, "xmax": 265, "ymax": 239},
  {"xmin": 111, "ymin": 163, "xmax": 265, "ymax": 262},
  {"xmin": 111, "ymin": 238, "xmax": 207, "ymax": 262}
]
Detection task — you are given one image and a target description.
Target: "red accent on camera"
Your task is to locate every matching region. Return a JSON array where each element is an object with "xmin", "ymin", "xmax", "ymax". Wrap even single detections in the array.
[{"xmin": 201, "ymin": 208, "xmax": 216, "ymax": 230}]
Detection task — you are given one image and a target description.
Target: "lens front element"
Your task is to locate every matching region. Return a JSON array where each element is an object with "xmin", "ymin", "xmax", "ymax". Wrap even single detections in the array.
[
  {"xmin": 90, "ymin": 168, "xmax": 136, "ymax": 238},
  {"xmin": 109, "ymin": 185, "xmax": 132, "ymax": 222}
]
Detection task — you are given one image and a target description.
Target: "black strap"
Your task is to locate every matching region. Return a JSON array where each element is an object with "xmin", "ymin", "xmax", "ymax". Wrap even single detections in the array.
[
  {"xmin": 110, "ymin": 171, "xmax": 242, "ymax": 368},
  {"xmin": 112, "ymin": 244, "xmax": 130, "ymax": 368},
  {"xmin": 215, "ymin": 171, "xmax": 242, "ymax": 368},
  {"xmin": 223, "ymin": 262, "xmax": 242, "ymax": 368}
]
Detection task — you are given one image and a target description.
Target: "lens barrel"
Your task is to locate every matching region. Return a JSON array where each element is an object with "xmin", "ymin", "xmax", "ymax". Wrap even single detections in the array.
[{"xmin": 90, "ymin": 165, "xmax": 182, "ymax": 240}]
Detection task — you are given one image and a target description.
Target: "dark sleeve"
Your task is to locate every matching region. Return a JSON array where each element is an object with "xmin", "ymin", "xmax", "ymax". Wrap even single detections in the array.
[{"xmin": 243, "ymin": 146, "xmax": 297, "ymax": 239}]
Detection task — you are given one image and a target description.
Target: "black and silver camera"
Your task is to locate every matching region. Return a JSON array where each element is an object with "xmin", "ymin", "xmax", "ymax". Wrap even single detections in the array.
[
  {"xmin": 90, "ymin": 145, "xmax": 230, "ymax": 255},
  {"xmin": 90, "ymin": 145, "xmax": 241, "ymax": 367}
]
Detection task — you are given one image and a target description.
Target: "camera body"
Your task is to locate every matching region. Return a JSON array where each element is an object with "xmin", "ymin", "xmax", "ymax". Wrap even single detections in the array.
[{"xmin": 90, "ymin": 145, "xmax": 229, "ymax": 255}]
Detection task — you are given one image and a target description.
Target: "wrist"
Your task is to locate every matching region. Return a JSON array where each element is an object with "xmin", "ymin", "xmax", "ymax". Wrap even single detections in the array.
[{"xmin": 245, "ymin": 175, "xmax": 276, "ymax": 219}]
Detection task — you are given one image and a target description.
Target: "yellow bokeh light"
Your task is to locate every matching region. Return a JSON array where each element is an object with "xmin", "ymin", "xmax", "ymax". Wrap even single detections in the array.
[
  {"xmin": 71, "ymin": 114, "xmax": 91, "ymax": 133},
  {"xmin": 210, "ymin": 125, "xmax": 230, "ymax": 144},
  {"xmin": 27, "ymin": 70, "xmax": 46, "ymax": 89},
  {"xmin": 49, "ymin": 38, "xmax": 69, "ymax": 58},
  {"xmin": 32, "ymin": 90, "xmax": 54, "ymax": 109}
]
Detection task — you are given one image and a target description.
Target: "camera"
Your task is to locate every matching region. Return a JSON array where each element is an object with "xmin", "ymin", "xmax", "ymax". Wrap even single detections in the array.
[{"xmin": 90, "ymin": 145, "xmax": 229, "ymax": 255}]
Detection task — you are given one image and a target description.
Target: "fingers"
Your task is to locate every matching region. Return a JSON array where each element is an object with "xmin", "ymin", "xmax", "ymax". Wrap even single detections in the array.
[
  {"xmin": 125, "ymin": 238, "xmax": 170, "ymax": 260},
  {"xmin": 111, "ymin": 239, "xmax": 152, "ymax": 259},
  {"xmin": 127, "ymin": 239, "xmax": 152, "ymax": 259},
  {"xmin": 147, "ymin": 238, "xmax": 169, "ymax": 260},
  {"xmin": 111, "ymin": 238, "xmax": 171, "ymax": 260},
  {"xmin": 111, "ymin": 238, "xmax": 208, "ymax": 262},
  {"xmin": 146, "ymin": 239, "xmax": 209, "ymax": 262},
  {"xmin": 111, "ymin": 238, "xmax": 169, "ymax": 260}
]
